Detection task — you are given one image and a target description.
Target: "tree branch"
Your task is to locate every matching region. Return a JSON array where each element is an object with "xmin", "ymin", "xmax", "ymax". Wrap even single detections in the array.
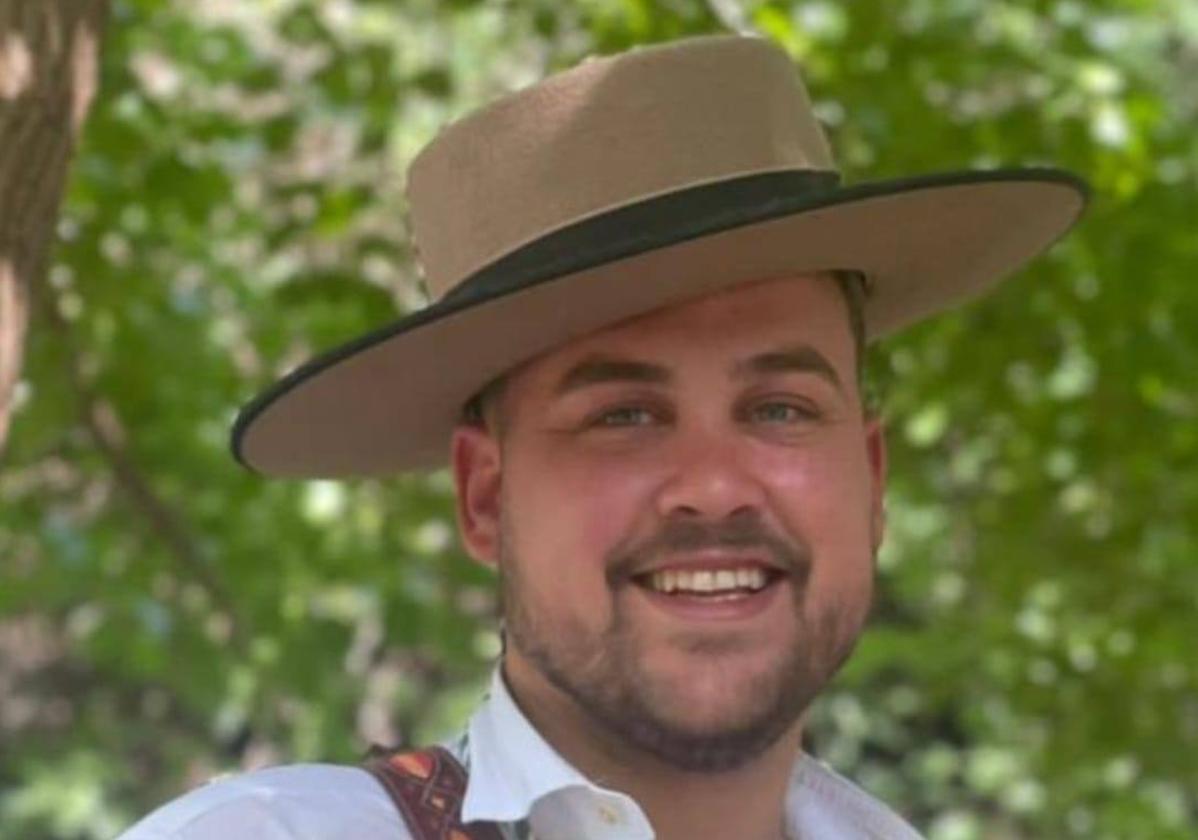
[{"xmin": 36, "ymin": 283, "xmax": 249, "ymax": 654}]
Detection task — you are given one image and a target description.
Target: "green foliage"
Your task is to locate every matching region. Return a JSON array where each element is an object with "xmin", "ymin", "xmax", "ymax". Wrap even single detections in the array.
[{"xmin": 1, "ymin": 1, "xmax": 1194, "ymax": 838}]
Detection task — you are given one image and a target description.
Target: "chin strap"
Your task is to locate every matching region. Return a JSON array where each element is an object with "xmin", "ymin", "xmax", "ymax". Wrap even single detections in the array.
[{"xmin": 364, "ymin": 745, "xmax": 505, "ymax": 840}]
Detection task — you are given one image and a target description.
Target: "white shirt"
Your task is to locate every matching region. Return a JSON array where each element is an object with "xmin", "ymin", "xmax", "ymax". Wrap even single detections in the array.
[{"xmin": 118, "ymin": 671, "xmax": 924, "ymax": 839}]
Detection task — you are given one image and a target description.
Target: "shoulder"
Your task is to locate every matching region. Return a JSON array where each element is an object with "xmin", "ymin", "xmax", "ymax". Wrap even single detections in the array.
[
  {"xmin": 791, "ymin": 754, "xmax": 925, "ymax": 840},
  {"xmin": 116, "ymin": 762, "xmax": 410, "ymax": 840}
]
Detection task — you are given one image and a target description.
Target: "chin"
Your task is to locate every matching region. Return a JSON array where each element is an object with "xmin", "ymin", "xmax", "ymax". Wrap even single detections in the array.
[
  {"xmin": 620, "ymin": 659, "xmax": 807, "ymax": 773},
  {"xmin": 640, "ymin": 649, "xmax": 794, "ymax": 729}
]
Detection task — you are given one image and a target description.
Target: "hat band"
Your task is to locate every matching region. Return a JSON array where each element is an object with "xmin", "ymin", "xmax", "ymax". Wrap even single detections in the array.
[{"xmin": 437, "ymin": 169, "xmax": 841, "ymax": 310}]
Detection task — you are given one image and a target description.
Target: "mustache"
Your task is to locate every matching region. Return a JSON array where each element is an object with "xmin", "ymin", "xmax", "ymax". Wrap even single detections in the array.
[{"xmin": 605, "ymin": 516, "xmax": 811, "ymax": 587}]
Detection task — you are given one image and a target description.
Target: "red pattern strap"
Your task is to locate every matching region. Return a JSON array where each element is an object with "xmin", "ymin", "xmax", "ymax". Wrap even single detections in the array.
[{"xmin": 364, "ymin": 745, "xmax": 505, "ymax": 840}]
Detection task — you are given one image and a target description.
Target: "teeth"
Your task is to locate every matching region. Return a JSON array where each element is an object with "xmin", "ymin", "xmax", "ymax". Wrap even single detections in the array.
[{"xmin": 646, "ymin": 567, "xmax": 769, "ymax": 595}]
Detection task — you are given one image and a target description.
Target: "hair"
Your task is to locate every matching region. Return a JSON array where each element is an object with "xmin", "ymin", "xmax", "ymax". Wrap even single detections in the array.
[{"xmin": 459, "ymin": 269, "xmax": 871, "ymax": 431}]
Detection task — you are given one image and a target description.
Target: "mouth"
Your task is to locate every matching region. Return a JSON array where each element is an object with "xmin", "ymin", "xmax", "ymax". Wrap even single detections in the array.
[
  {"xmin": 634, "ymin": 565, "xmax": 782, "ymax": 599},
  {"xmin": 628, "ymin": 560, "xmax": 789, "ymax": 620}
]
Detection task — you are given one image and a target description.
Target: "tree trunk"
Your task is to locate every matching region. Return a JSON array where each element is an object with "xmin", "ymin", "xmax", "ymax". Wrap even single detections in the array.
[{"xmin": 0, "ymin": 0, "xmax": 107, "ymax": 453}]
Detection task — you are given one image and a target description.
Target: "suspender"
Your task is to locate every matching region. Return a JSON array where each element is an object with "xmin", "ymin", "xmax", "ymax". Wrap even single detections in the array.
[{"xmin": 364, "ymin": 745, "xmax": 505, "ymax": 840}]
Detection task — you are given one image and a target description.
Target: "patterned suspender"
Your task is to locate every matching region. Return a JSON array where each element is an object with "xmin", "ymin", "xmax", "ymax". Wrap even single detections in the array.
[{"xmin": 364, "ymin": 745, "xmax": 505, "ymax": 840}]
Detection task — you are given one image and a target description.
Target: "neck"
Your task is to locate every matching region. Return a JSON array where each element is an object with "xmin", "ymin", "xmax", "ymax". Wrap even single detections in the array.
[{"xmin": 502, "ymin": 655, "xmax": 801, "ymax": 840}]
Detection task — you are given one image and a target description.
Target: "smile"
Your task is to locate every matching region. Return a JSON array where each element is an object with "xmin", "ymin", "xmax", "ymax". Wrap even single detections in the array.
[
  {"xmin": 643, "ymin": 566, "xmax": 773, "ymax": 596},
  {"xmin": 629, "ymin": 561, "xmax": 787, "ymax": 622}
]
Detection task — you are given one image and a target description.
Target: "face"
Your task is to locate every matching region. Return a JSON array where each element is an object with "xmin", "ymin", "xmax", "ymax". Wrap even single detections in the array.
[{"xmin": 452, "ymin": 274, "xmax": 886, "ymax": 772}]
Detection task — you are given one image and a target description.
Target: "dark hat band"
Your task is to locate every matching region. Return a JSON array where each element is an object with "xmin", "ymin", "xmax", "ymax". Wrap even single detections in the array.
[{"xmin": 438, "ymin": 169, "xmax": 842, "ymax": 310}]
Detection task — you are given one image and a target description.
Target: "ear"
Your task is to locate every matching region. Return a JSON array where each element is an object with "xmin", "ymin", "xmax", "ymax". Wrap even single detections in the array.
[
  {"xmin": 864, "ymin": 414, "xmax": 887, "ymax": 553},
  {"xmin": 451, "ymin": 423, "xmax": 503, "ymax": 568}
]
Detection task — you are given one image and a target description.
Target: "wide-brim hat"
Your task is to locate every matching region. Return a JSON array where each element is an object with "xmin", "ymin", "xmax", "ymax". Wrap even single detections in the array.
[{"xmin": 233, "ymin": 35, "xmax": 1088, "ymax": 478}]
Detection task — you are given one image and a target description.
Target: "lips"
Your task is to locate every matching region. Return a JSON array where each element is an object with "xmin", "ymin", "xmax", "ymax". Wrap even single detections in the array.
[
  {"xmin": 606, "ymin": 518, "xmax": 809, "ymax": 619},
  {"xmin": 621, "ymin": 552, "xmax": 792, "ymax": 626},
  {"xmin": 629, "ymin": 563, "xmax": 788, "ymax": 624}
]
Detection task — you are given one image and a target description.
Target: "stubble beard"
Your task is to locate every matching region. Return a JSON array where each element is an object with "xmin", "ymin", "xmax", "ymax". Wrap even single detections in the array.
[{"xmin": 499, "ymin": 515, "xmax": 872, "ymax": 773}]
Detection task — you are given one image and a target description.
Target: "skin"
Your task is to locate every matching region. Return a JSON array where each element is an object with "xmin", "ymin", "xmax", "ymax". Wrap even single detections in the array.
[{"xmin": 452, "ymin": 273, "xmax": 887, "ymax": 840}]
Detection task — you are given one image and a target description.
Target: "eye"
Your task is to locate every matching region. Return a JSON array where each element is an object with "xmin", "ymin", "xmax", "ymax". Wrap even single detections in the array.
[
  {"xmin": 746, "ymin": 400, "xmax": 819, "ymax": 425},
  {"xmin": 592, "ymin": 405, "xmax": 659, "ymax": 427}
]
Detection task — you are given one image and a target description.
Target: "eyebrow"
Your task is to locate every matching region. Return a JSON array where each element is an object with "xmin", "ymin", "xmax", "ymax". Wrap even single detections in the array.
[
  {"xmin": 552, "ymin": 344, "xmax": 844, "ymax": 398},
  {"xmin": 732, "ymin": 343, "xmax": 844, "ymax": 394},
  {"xmin": 553, "ymin": 355, "xmax": 672, "ymax": 396}
]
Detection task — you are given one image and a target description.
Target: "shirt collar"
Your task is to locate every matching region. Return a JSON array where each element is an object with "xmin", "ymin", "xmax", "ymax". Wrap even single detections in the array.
[
  {"xmin": 459, "ymin": 667, "xmax": 922, "ymax": 839},
  {"xmin": 460, "ymin": 667, "xmax": 595, "ymax": 824}
]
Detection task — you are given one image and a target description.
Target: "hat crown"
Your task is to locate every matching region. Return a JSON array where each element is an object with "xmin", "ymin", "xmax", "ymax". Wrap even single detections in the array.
[{"xmin": 406, "ymin": 36, "xmax": 835, "ymax": 299}]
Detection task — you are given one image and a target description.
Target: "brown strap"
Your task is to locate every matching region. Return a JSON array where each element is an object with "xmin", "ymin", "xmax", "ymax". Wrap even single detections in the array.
[{"xmin": 364, "ymin": 745, "xmax": 505, "ymax": 840}]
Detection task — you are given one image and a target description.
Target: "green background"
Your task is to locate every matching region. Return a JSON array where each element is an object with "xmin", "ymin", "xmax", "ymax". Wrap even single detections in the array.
[{"xmin": 1, "ymin": 0, "xmax": 1195, "ymax": 837}]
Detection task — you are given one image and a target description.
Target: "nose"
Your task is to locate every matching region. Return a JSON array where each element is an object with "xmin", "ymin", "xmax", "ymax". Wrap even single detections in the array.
[{"xmin": 653, "ymin": 428, "xmax": 767, "ymax": 521}]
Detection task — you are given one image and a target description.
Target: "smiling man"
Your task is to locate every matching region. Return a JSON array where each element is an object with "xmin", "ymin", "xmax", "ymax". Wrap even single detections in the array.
[
  {"xmin": 450, "ymin": 274, "xmax": 884, "ymax": 840},
  {"xmin": 466, "ymin": 275, "xmax": 880, "ymax": 774},
  {"xmin": 119, "ymin": 35, "xmax": 1087, "ymax": 840}
]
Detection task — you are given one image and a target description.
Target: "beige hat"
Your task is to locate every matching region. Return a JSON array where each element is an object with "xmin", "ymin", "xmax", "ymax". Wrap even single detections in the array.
[{"xmin": 233, "ymin": 35, "xmax": 1087, "ymax": 478}]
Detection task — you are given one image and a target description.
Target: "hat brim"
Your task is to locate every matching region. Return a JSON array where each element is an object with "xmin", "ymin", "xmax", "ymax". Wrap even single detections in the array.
[{"xmin": 232, "ymin": 167, "xmax": 1087, "ymax": 477}]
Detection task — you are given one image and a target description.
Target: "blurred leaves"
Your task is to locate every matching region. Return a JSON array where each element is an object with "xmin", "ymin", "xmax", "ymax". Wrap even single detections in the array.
[{"xmin": 1, "ymin": 1, "xmax": 1195, "ymax": 838}]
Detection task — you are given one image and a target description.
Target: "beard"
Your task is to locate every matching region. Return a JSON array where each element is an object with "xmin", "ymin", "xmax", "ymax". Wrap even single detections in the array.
[{"xmin": 499, "ymin": 513, "xmax": 872, "ymax": 773}]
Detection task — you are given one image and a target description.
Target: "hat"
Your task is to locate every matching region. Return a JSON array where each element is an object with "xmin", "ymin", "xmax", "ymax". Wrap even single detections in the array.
[{"xmin": 232, "ymin": 35, "xmax": 1087, "ymax": 478}]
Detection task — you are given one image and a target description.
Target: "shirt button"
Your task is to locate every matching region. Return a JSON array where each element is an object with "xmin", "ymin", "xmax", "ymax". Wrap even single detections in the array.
[{"xmin": 597, "ymin": 803, "xmax": 621, "ymax": 825}]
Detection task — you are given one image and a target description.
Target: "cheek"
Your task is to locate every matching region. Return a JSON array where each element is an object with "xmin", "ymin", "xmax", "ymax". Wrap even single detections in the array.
[
  {"xmin": 503, "ymin": 450, "xmax": 661, "ymax": 599},
  {"xmin": 757, "ymin": 438, "xmax": 877, "ymax": 588}
]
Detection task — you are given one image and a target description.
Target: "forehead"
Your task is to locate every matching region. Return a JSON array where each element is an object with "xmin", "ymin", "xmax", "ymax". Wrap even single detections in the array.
[{"xmin": 509, "ymin": 273, "xmax": 856, "ymax": 392}]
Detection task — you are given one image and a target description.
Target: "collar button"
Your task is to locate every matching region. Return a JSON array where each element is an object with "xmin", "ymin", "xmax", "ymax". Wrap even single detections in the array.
[{"xmin": 597, "ymin": 803, "xmax": 621, "ymax": 826}]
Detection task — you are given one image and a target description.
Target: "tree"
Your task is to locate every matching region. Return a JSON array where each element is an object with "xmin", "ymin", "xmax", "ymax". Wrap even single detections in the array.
[
  {"xmin": 0, "ymin": 0, "xmax": 108, "ymax": 451},
  {"xmin": 1, "ymin": 1, "xmax": 1194, "ymax": 838}
]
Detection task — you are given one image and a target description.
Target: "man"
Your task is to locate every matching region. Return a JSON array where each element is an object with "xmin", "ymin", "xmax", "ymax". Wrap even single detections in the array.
[{"xmin": 119, "ymin": 35, "xmax": 1087, "ymax": 840}]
